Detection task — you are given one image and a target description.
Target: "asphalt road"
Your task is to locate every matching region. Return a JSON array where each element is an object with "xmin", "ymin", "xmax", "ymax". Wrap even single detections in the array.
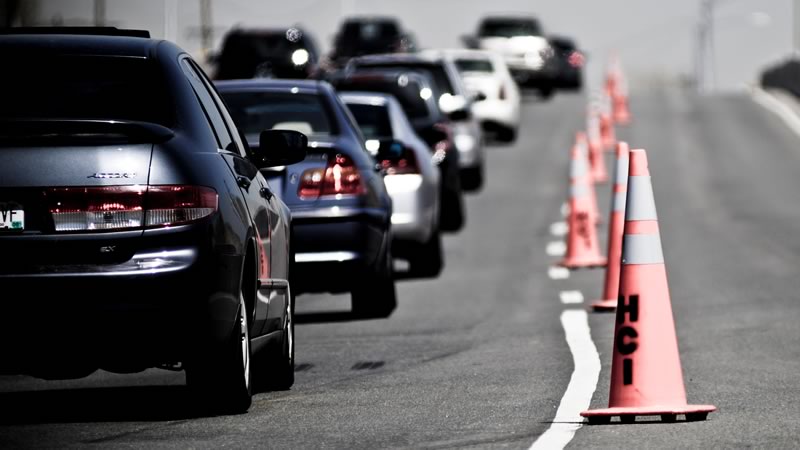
[{"xmin": 1, "ymin": 84, "xmax": 799, "ymax": 448}]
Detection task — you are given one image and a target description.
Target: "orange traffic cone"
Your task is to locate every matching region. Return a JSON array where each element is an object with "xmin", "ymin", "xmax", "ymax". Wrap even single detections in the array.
[
  {"xmin": 559, "ymin": 142, "xmax": 606, "ymax": 269},
  {"xmin": 606, "ymin": 55, "xmax": 632, "ymax": 125},
  {"xmin": 581, "ymin": 149, "xmax": 716, "ymax": 423},
  {"xmin": 599, "ymin": 93, "xmax": 617, "ymax": 151},
  {"xmin": 612, "ymin": 90, "xmax": 631, "ymax": 126},
  {"xmin": 591, "ymin": 142, "xmax": 629, "ymax": 312},
  {"xmin": 575, "ymin": 131, "xmax": 601, "ymax": 224},
  {"xmin": 587, "ymin": 111, "xmax": 608, "ymax": 184}
]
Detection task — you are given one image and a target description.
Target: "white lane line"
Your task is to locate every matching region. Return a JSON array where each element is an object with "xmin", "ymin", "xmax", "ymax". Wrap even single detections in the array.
[
  {"xmin": 751, "ymin": 87, "xmax": 800, "ymax": 137},
  {"xmin": 548, "ymin": 266, "xmax": 570, "ymax": 280},
  {"xmin": 529, "ymin": 310, "xmax": 601, "ymax": 450},
  {"xmin": 546, "ymin": 241, "xmax": 567, "ymax": 256},
  {"xmin": 559, "ymin": 290, "xmax": 584, "ymax": 304},
  {"xmin": 550, "ymin": 221, "xmax": 568, "ymax": 237}
]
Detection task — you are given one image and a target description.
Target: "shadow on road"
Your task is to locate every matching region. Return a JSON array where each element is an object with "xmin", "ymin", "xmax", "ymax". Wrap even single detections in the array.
[
  {"xmin": 0, "ymin": 385, "xmax": 201, "ymax": 424},
  {"xmin": 295, "ymin": 311, "xmax": 363, "ymax": 324}
]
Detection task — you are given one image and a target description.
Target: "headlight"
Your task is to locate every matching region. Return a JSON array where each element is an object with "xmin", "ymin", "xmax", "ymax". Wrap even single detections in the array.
[{"xmin": 291, "ymin": 49, "xmax": 309, "ymax": 66}]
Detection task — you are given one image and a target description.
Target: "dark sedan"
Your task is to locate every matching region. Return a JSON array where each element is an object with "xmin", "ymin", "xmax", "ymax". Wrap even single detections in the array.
[
  {"xmin": 0, "ymin": 29, "xmax": 306, "ymax": 414},
  {"xmin": 216, "ymin": 79, "xmax": 397, "ymax": 318}
]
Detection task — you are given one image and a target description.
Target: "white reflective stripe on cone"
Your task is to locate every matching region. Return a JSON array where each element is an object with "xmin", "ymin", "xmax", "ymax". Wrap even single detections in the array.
[
  {"xmin": 625, "ymin": 176, "xmax": 658, "ymax": 221},
  {"xmin": 571, "ymin": 183, "xmax": 589, "ymax": 198},
  {"xmin": 571, "ymin": 158, "xmax": 589, "ymax": 178},
  {"xmin": 612, "ymin": 191, "xmax": 627, "ymax": 212},
  {"xmin": 615, "ymin": 155, "xmax": 629, "ymax": 185},
  {"xmin": 621, "ymin": 233, "xmax": 664, "ymax": 265}
]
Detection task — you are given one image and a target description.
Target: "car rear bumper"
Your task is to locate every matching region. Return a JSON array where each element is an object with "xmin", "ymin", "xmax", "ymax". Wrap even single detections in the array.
[
  {"xmin": 384, "ymin": 174, "xmax": 436, "ymax": 244},
  {"xmin": 472, "ymin": 100, "xmax": 519, "ymax": 130},
  {"xmin": 291, "ymin": 206, "xmax": 390, "ymax": 293}
]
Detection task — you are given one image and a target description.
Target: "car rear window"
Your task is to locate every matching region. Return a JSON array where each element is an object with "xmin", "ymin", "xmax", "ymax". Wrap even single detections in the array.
[
  {"xmin": 220, "ymin": 91, "xmax": 335, "ymax": 137},
  {"xmin": 479, "ymin": 19, "xmax": 542, "ymax": 37},
  {"xmin": 0, "ymin": 54, "xmax": 174, "ymax": 126},
  {"xmin": 336, "ymin": 21, "xmax": 402, "ymax": 57},
  {"xmin": 335, "ymin": 76, "xmax": 431, "ymax": 120},
  {"xmin": 358, "ymin": 62, "xmax": 454, "ymax": 95},
  {"xmin": 454, "ymin": 58, "xmax": 494, "ymax": 73},
  {"xmin": 345, "ymin": 103, "xmax": 393, "ymax": 139}
]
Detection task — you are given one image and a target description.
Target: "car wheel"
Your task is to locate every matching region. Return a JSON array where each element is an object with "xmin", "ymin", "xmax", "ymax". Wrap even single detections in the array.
[
  {"xmin": 351, "ymin": 248, "xmax": 397, "ymax": 318},
  {"xmin": 186, "ymin": 289, "xmax": 253, "ymax": 414},
  {"xmin": 538, "ymin": 87, "xmax": 554, "ymax": 100},
  {"xmin": 460, "ymin": 165, "xmax": 484, "ymax": 192},
  {"xmin": 254, "ymin": 288, "xmax": 295, "ymax": 392},
  {"xmin": 408, "ymin": 229, "xmax": 443, "ymax": 278},
  {"xmin": 497, "ymin": 127, "xmax": 517, "ymax": 143}
]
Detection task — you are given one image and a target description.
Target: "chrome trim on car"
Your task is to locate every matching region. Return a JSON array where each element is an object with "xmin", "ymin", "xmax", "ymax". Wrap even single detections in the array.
[{"xmin": 294, "ymin": 251, "xmax": 359, "ymax": 263}]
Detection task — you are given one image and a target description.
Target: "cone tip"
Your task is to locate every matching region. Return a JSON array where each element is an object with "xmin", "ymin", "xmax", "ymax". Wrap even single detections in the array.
[
  {"xmin": 616, "ymin": 141, "xmax": 630, "ymax": 158},
  {"xmin": 628, "ymin": 149, "xmax": 649, "ymax": 176}
]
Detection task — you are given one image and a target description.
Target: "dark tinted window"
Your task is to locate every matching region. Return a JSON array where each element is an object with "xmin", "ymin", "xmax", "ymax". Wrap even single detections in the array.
[
  {"xmin": 221, "ymin": 91, "xmax": 335, "ymax": 138},
  {"xmin": 0, "ymin": 54, "xmax": 173, "ymax": 125},
  {"xmin": 336, "ymin": 21, "xmax": 402, "ymax": 57},
  {"xmin": 357, "ymin": 62, "xmax": 454, "ymax": 95},
  {"xmin": 345, "ymin": 103, "xmax": 393, "ymax": 139},
  {"xmin": 455, "ymin": 58, "xmax": 494, "ymax": 73},
  {"xmin": 216, "ymin": 30, "xmax": 314, "ymax": 79},
  {"xmin": 335, "ymin": 76, "xmax": 431, "ymax": 120},
  {"xmin": 479, "ymin": 19, "xmax": 542, "ymax": 37},
  {"xmin": 181, "ymin": 59, "xmax": 233, "ymax": 150}
]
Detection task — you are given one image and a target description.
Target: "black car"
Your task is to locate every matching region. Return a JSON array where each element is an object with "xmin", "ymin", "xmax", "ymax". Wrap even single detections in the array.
[
  {"xmin": 330, "ymin": 69, "xmax": 465, "ymax": 232},
  {"xmin": 328, "ymin": 16, "xmax": 415, "ymax": 69},
  {"xmin": 0, "ymin": 28, "xmax": 307, "ymax": 413},
  {"xmin": 548, "ymin": 35, "xmax": 584, "ymax": 90},
  {"xmin": 216, "ymin": 79, "xmax": 397, "ymax": 318},
  {"xmin": 214, "ymin": 27, "xmax": 321, "ymax": 80}
]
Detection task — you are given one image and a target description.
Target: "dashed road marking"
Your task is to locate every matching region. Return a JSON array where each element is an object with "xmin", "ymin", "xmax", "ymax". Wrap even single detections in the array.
[
  {"xmin": 546, "ymin": 241, "xmax": 567, "ymax": 256},
  {"xmin": 550, "ymin": 221, "xmax": 568, "ymax": 237},
  {"xmin": 548, "ymin": 266, "xmax": 570, "ymax": 280},
  {"xmin": 559, "ymin": 290, "xmax": 584, "ymax": 304},
  {"xmin": 529, "ymin": 310, "xmax": 601, "ymax": 450}
]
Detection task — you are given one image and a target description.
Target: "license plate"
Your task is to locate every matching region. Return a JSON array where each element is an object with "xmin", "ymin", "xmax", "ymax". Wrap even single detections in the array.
[{"xmin": 0, "ymin": 203, "xmax": 24, "ymax": 231}]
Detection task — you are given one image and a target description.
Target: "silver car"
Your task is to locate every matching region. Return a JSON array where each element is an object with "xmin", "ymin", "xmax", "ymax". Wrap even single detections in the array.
[{"xmin": 340, "ymin": 91, "xmax": 443, "ymax": 277}]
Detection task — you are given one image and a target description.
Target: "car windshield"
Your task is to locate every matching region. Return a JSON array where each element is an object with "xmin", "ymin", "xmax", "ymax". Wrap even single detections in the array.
[
  {"xmin": 345, "ymin": 102, "xmax": 393, "ymax": 139},
  {"xmin": 454, "ymin": 58, "xmax": 493, "ymax": 73},
  {"xmin": 479, "ymin": 19, "xmax": 542, "ymax": 37},
  {"xmin": 220, "ymin": 91, "xmax": 335, "ymax": 137},
  {"xmin": 0, "ymin": 54, "xmax": 173, "ymax": 126}
]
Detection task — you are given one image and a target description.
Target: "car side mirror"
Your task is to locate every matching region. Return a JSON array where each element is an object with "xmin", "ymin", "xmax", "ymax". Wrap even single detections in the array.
[
  {"xmin": 461, "ymin": 34, "xmax": 478, "ymax": 49},
  {"xmin": 447, "ymin": 108, "xmax": 471, "ymax": 122},
  {"xmin": 252, "ymin": 129, "xmax": 308, "ymax": 168}
]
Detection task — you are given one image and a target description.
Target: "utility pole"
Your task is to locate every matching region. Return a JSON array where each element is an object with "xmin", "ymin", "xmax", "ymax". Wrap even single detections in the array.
[
  {"xmin": 794, "ymin": 0, "xmax": 800, "ymax": 55},
  {"xmin": 695, "ymin": 0, "xmax": 716, "ymax": 93},
  {"xmin": 200, "ymin": 0, "xmax": 212, "ymax": 53},
  {"xmin": 94, "ymin": 0, "xmax": 105, "ymax": 26}
]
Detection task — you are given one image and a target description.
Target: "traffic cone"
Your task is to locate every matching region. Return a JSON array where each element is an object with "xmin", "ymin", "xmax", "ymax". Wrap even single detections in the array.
[
  {"xmin": 612, "ymin": 90, "xmax": 631, "ymax": 126},
  {"xmin": 575, "ymin": 131, "xmax": 601, "ymax": 225},
  {"xmin": 587, "ymin": 110, "xmax": 608, "ymax": 184},
  {"xmin": 599, "ymin": 93, "xmax": 617, "ymax": 151},
  {"xmin": 591, "ymin": 142, "xmax": 629, "ymax": 312},
  {"xmin": 581, "ymin": 149, "xmax": 716, "ymax": 423},
  {"xmin": 606, "ymin": 55, "xmax": 632, "ymax": 125},
  {"xmin": 559, "ymin": 142, "xmax": 606, "ymax": 269}
]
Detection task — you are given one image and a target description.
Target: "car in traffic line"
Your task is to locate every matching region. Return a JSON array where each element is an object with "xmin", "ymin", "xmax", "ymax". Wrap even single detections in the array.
[
  {"xmin": 347, "ymin": 53, "xmax": 486, "ymax": 191},
  {"xmin": 548, "ymin": 35, "xmax": 585, "ymax": 91},
  {"xmin": 463, "ymin": 15, "xmax": 557, "ymax": 98},
  {"xmin": 434, "ymin": 48, "xmax": 521, "ymax": 143},
  {"xmin": 0, "ymin": 28, "xmax": 306, "ymax": 414},
  {"xmin": 340, "ymin": 91, "xmax": 443, "ymax": 277},
  {"xmin": 326, "ymin": 16, "xmax": 416, "ymax": 70},
  {"xmin": 213, "ymin": 27, "xmax": 322, "ymax": 80},
  {"xmin": 215, "ymin": 79, "xmax": 397, "ymax": 318},
  {"xmin": 330, "ymin": 69, "xmax": 465, "ymax": 232}
]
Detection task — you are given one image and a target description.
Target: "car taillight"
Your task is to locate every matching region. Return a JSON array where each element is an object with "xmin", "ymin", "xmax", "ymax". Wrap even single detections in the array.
[
  {"xmin": 45, "ymin": 185, "xmax": 217, "ymax": 232},
  {"xmin": 145, "ymin": 186, "xmax": 218, "ymax": 227},
  {"xmin": 379, "ymin": 145, "xmax": 420, "ymax": 175},
  {"xmin": 568, "ymin": 51, "xmax": 585, "ymax": 68},
  {"xmin": 431, "ymin": 122, "xmax": 455, "ymax": 165},
  {"xmin": 298, "ymin": 153, "xmax": 364, "ymax": 200}
]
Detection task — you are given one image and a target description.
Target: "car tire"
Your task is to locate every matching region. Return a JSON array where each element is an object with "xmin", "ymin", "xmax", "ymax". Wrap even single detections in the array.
[
  {"xmin": 497, "ymin": 127, "xmax": 517, "ymax": 143},
  {"xmin": 538, "ymin": 87, "xmax": 554, "ymax": 100},
  {"xmin": 253, "ymin": 288, "xmax": 295, "ymax": 392},
  {"xmin": 439, "ymin": 168, "xmax": 465, "ymax": 232},
  {"xmin": 186, "ymin": 290, "xmax": 253, "ymax": 414},
  {"xmin": 460, "ymin": 165, "xmax": 484, "ymax": 192},
  {"xmin": 408, "ymin": 230, "xmax": 443, "ymax": 278},
  {"xmin": 351, "ymin": 248, "xmax": 397, "ymax": 318}
]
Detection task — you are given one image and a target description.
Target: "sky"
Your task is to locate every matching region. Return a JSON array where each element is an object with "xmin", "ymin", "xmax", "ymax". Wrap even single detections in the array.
[{"xmin": 27, "ymin": 0, "xmax": 796, "ymax": 92}]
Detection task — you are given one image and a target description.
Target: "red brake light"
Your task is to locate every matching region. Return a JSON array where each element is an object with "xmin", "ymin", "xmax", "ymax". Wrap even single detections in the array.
[
  {"xmin": 568, "ymin": 51, "xmax": 585, "ymax": 68},
  {"xmin": 298, "ymin": 153, "xmax": 364, "ymax": 200},
  {"xmin": 45, "ymin": 185, "xmax": 217, "ymax": 232},
  {"xmin": 379, "ymin": 144, "xmax": 420, "ymax": 175}
]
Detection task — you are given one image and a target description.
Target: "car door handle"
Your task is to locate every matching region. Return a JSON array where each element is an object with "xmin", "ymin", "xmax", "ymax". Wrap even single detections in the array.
[
  {"xmin": 260, "ymin": 186, "xmax": 274, "ymax": 200},
  {"xmin": 237, "ymin": 176, "xmax": 251, "ymax": 190}
]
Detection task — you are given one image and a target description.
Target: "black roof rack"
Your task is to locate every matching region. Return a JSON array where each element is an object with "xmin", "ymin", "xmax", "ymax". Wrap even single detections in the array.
[{"xmin": 0, "ymin": 27, "xmax": 150, "ymax": 38}]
